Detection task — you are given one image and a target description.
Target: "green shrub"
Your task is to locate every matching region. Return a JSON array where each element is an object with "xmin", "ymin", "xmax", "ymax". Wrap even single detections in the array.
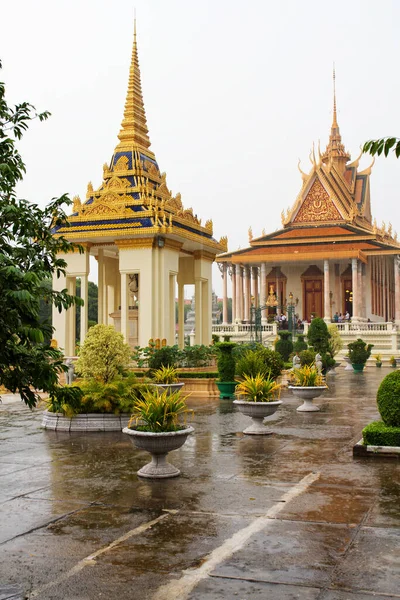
[
  {"xmin": 217, "ymin": 342, "xmax": 236, "ymax": 381},
  {"xmin": 307, "ymin": 318, "xmax": 330, "ymax": 354},
  {"xmin": 362, "ymin": 420, "xmax": 400, "ymax": 447},
  {"xmin": 348, "ymin": 338, "xmax": 373, "ymax": 365},
  {"xmin": 275, "ymin": 331, "xmax": 293, "ymax": 362},
  {"xmin": 176, "ymin": 371, "xmax": 218, "ymax": 379},
  {"xmin": 78, "ymin": 374, "xmax": 150, "ymax": 414},
  {"xmin": 148, "ymin": 345, "xmax": 182, "ymax": 370},
  {"xmin": 212, "ymin": 334, "xmax": 220, "ymax": 344},
  {"xmin": 293, "ymin": 334, "xmax": 307, "ymax": 353},
  {"xmin": 181, "ymin": 345, "xmax": 216, "ymax": 367},
  {"xmin": 328, "ymin": 324, "xmax": 343, "ymax": 357},
  {"xmin": 47, "ymin": 385, "xmax": 84, "ymax": 416},
  {"xmin": 236, "ymin": 350, "xmax": 269, "ymax": 379},
  {"xmin": 376, "ymin": 370, "xmax": 400, "ymax": 426},
  {"xmin": 128, "ymin": 389, "xmax": 192, "ymax": 433},
  {"xmin": 75, "ymin": 324, "xmax": 131, "ymax": 383},
  {"xmin": 299, "ymin": 349, "xmax": 316, "ymax": 366}
]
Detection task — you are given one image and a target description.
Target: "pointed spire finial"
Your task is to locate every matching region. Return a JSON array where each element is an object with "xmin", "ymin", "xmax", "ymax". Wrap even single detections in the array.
[
  {"xmin": 116, "ymin": 18, "xmax": 151, "ymax": 151},
  {"xmin": 332, "ymin": 63, "xmax": 338, "ymax": 127}
]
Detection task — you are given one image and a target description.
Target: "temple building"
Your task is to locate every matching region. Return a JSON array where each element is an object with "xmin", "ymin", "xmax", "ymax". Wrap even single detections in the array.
[
  {"xmin": 52, "ymin": 24, "xmax": 226, "ymax": 354},
  {"xmin": 217, "ymin": 78, "xmax": 400, "ymax": 329}
]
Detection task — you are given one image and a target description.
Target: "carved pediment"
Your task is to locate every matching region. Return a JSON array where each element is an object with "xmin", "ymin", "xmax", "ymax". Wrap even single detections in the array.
[
  {"xmin": 105, "ymin": 176, "xmax": 130, "ymax": 191},
  {"xmin": 294, "ymin": 178, "xmax": 343, "ymax": 223},
  {"xmin": 114, "ymin": 155, "xmax": 129, "ymax": 171},
  {"xmin": 84, "ymin": 203, "xmax": 120, "ymax": 216}
]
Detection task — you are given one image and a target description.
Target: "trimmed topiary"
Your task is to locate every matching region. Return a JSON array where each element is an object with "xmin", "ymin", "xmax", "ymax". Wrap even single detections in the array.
[
  {"xmin": 293, "ymin": 334, "xmax": 307, "ymax": 353},
  {"xmin": 362, "ymin": 420, "xmax": 400, "ymax": 447},
  {"xmin": 307, "ymin": 318, "xmax": 330, "ymax": 354},
  {"xmin": 376, "ymin": 370, "xmax": 400, "ymax": 427},
  {"xmin": 216, "ymin": 342, "xmax": 236, "ymax": 382},
  {"xmin": 275, "ymin": 331, "xmax": 293, "ymax": 362},
  {"xmin": 299, "ymin": 349, "xmax": 315, "ymax": 366}
]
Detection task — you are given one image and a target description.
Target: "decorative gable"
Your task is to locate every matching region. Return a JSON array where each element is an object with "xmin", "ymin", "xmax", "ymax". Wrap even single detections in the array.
[{"xmin": 293, "ymin": 178, "xmax": 343, "ymax": 224}]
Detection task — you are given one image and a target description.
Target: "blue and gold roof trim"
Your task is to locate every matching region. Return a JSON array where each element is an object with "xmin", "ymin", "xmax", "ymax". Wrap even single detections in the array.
[{"xmin": 53, "ymin": 21, "xmax": 227, "ymax": 254}]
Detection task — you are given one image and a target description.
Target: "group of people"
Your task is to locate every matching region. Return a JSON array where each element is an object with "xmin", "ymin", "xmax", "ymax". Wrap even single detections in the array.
[{"xmin": 333, "ymin": 311, "xmax": 350, "ymax": 323}]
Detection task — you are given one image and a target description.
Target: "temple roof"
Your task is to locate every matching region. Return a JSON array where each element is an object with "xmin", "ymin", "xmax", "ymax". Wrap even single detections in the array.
[{"xmin": 53, "ymin": 23, "xmax": 226, "ymax": 254}]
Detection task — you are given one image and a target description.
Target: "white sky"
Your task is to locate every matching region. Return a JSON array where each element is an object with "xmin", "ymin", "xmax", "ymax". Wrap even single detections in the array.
[{"xmin": 2, "ymin": 0, "xmax": 400, "ymax": 297}]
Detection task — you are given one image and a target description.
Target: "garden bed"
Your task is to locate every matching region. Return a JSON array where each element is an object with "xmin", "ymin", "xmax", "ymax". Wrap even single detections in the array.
[
  {"xmin": 353, "ymin": 439, "xmax": 400, "ymax": 457},
  {"xmin": 42, "ymin": 411, "xmax": 130, "ymax": 432}
]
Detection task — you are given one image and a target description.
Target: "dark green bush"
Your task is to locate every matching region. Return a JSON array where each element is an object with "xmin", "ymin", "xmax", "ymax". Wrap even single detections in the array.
[
  {"xmin": 259, "ymin": 347, "xmax": 284, "ymax": 380},
  {"xmin": 347, "ymin": 338, "xmax": 373, "ymax": 365},
  {"xmin": 78, "ymin": 376, "xmax": 150, "ymax": 414},
  {"xmin": 293, "ymin": 334, "xmax": 308, "ymax": 353},
  {"xmin": 299, "ymin": 349, "xmax": 315, "ymax": 366},
  {"xmin": 216, "ymin": 342, "xmax": 236, "ymax": 381},
  {"xmin": 148, "ymin": 345, "xmax": 182, "ymax": 370},
  {"xmin": 275, "ymin": 331, "xmax": 293, "ymax": 362},
  {"xmin": 47, "ymin": 385, "xmax": 84, "ymax": 416},
  {"xmin": 177, "ymin": 371, "xmax": 218, "ymax": 379},
  {"xmin": 212, "ymin": 334, "xmax": 220, "ymax": 344},
  {"xmin": 377, "ymin": 370, "xmax": 400, "ymax": 426},
  {"xmin": 307, "ymin": 318, "xmax": 330, "ymax": 354},
  {"xmin": 236, "ymin": 350, "xmax": 269, "ymax": 378},
  {"xmin": 181, "ymin": 345, "xmax": 216, "ymax": 367},
  {"xmin": 362, "ymin": 420, "xmax": 400, "ymax": 447}
]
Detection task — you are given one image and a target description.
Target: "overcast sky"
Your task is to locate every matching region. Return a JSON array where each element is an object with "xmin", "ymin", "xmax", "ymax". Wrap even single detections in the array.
[{"xmin": 2, "ymin": 0, "xmax": 400, "ymax": 297}]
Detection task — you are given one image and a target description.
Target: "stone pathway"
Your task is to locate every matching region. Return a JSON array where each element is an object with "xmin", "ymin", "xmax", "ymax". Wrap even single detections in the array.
[{"xmin": 0, "ymin": 369, "xmax": 399, "ymax": 599}]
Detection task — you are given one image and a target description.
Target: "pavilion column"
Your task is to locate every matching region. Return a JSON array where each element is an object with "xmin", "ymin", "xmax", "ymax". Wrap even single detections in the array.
[
  {"xmin": 357, "ymin": 261, "xmax": 363, "ymax": 320},
  {"xmin": 231, "ymin": 266, "xmax": 236, "ymax": 324},
  {"xmin": 235, "ymin": 264, "xmax": 242, "ymax": 322},
  {"xmin": 222, "ymin": 263, "xmax": 228, "ymax": 325},
  {"xmin": 65, "ymin": 277, "xmax": 76, "ymax": 356},
  {"xmin": 361, "ymin": 263, "xmax": 367, "ymax": 320},
  {"xmin": 97, "ymin": 248, "xmax": 105, "ymax": 324},
  {"xmin": 276, "ymin": 275, "xmax": 281, "ymax": 317},
  {"xmin": 178, "ymin": 281, "xmax": 185, "ymax": 348},
  {"xmin": 352, "ymin": 258, "xmax": 359, "ymax": 321},
  {"xmin": 260, "ymin": 263, "xmax": 267, "ymax": 324},
  {"xmin": 394, "ymin": 257, "xmax": 400, "ymax": 324},
  {"xmin": 80, "ymin": 274, "xmax": 89, "ymax": 345},
  {"xmin": 120, "ymin": 272, "xmax": 129, "ymax": 344},
  {"xmin": 324, "ymin": 260, "xmax": 330, "ymax": 323},
  {"xmin": 244, "ymin": 266, "xmax": 250, "ymax": 322},
  {"xmin": 195, "ymin": 278, "xmax": 203, "ymax": 345},
  {"xmin": 334, "ymin": 264, "xmax": 340, "ymax": 318},
  {"xmin": 252, "ymin": 267, "xmax": 259, "ymax": 308}
]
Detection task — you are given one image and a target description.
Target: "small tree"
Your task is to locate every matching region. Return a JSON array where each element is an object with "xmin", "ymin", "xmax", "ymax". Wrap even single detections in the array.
[
  {"xmin": 275, "ymin": 331, "xmax": 293, "ymax": 362},
  {"xmin": 307, "ymin": 318, "xmax": 330, "ymax": 354},
  {"xmin": 328, "ymin": 324, "xmax": 343, "ymax": 357},
  {"xmin": 75, "ymin": 325, "xmax": 131, "ymax": 383}
]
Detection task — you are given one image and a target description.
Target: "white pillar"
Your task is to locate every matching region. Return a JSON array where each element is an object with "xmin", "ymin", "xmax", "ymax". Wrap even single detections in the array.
[
  {"xmin": 252, "ymin": 267, "xmax": 259, "ymax": 308},
  {"xmin": 120, "ymin": 272, "xmax": 129, "ymax": 343},
  {"xmin": 260, "ymin": 263, "xmax": 267, "ymax": 324},
  {"xmin": 169, "ymin": 273, "xmax": 176, "ymax": 345},
  {"xmin": 352, "ymin": 258, "xmax": 358, "ymax": 320},
  {"xmin": 244, "ymin": 266, "xmax": 250, "ymax": 322},
  {"xmin": 395, "ymin": 257, "xmax": 400, "ymax": 324},
  {"xmin": 239, "ymin": 266, "xmax": 244, "ymax": 322},
  {"xmin": 324, "ymin": 259, "xmax": 330, "ymax": 322},
  {"xmin": 222, "ymin": 263, "xmax": 228, "ymax": 325},
  {"xmin": 235, "ymin": 264, "xmax": 241, "ymax": 322},
  {"xmin": 80, "ymin": 274, "xmax": 88, "ymax": 345},
  {"xmin": 195, "ymin": 278, "xmax": 203, "ymax": 345},
  {"xmin": 97, "ymin": 248, "xmax": 104, "ymax": 324},
  {"xmin": 65, "ymin": 276, "xmax": 76, "ymax": 356},
  {"xmin": 231, "ymin": 266, "xmax": 236, "ymax": 324},
  {"xmin": 178, "ymin": 282, "xmax": 185, "ymax": 348}
]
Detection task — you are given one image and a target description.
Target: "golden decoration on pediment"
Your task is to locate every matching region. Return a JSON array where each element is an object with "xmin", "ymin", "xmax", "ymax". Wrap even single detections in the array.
[
  {"xmin": 205, "ymin": 219, "xmax": 213, "ymax": 233},
  {"xmin": 294, "ymin": 178, "xmax": 342, "ymax": 223},
  {"xmin": 105, "ymin": 176, "xmax": 130, "ymax": 191},
  {"xmin": 144, "ymin": 160, "xmax": 159, "ymax": 177},
  {"xmin": 86, "ymin": 181, "xmax": 94, "ymax": 198},
  {"xmin": 166, "ymin": 193, "xmax": 183, "ymax": 212},
  {"xmin": 394, "ymin": 231, "xmax": 398, "ymax": 242},
  {"xmin": 388, "ymin": 222, "xmax": 393, "ymax": 237},
  {"xmin": 158, "ymin": 181, "xmax": 171, "ymax": 198},
  {"xmin": 349, "ymin": 206, "xmax": 356, "ymax": 221},
  {"xmin": 219, "ymin": 236, "xmax": 228, "ymax": 251},
  {"xmin": 281, "ymin": 210, "xmax": 286, "ymax": 226},
  {"xmin": 382, "ymin": 221, "xmax": 386, "ymax": 234},
  {"xmin": 84, "ymin": 204, "xmax": 120, "ymax": 216},
  {"xmin": 177, "ymin": 207, "xmax": 201, "ymax": 225},
  {"xmin": 103, "ymin": 163, "xmax": 111, "ymax": 178},
  {"xmin": 373, "ymin": 218, "xmax": 377, "ymax": 234},
  {"xmin": 248, "ymin": 226, "xmax": 253, "ymax": 241},
  {"xmin": 114, "ymin": 155, "xmax": 129, "ymax": 172},
  {"xmin": 72, "ymin": 195, "xmax": 81, "ymax": 213}
]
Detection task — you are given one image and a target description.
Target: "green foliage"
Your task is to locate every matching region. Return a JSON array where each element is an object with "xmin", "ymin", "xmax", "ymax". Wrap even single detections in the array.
[
  {"xmin": 299, "ymin": 349, "xmax": 316, "ymax": 366},
  {"xmin": 275, "ymin": 331, "xmax": 293, "ymax": 362},
  {"xmin": 0, "ymin": 62, "xmax": 83, "ymax": 407},
  {"xmin": 128, "ymin": 389, "xmax": 192, "ymax": 432},
  {"xmin": 347, "ymin": 338, "xmax": 373, "ymax": 365},
  {"xmin": 363, "ymin": 137, "xmax": 400, "ymax": 159},
  {"xmin": 78, "ymin": 374, "xmax": 149, "ymax": 414},
  {"xmin": 235, "ymin": 373, "xmax": 281, "ymax": 402},
  {"xmin": 376, "ymin": 371, "xmax": 400, "ymax": 427},
  {"xmin": 216, "ymin": 342, "xmax": 236, "ymax": 382},
  {"xmin": 46, "ymin": 385, "xmax": 84, "ymax": 417},
  {"xmin": 327, "ymin": 324, "xmax": 343, "ymax": 357},
  {"xmin": 307, "ymin": 318, "xmax": 330, "ymax": 354},
  {"xmin": 151, "ymin": 365, "xmax": 179, "ymax": 384},
  {"xmin": 75, "ymin": 324, "xmax": 131, "ymax": 383},
  {"xmin": 175, "ymin": 371, "xmax": 218, "ymax": 379},
  {"xmin": 293, "ymin": 334, "xmax": 307, "ymax": 353},
  {"xmin": 212, "ymin": 334, "xmax": 220, "ymax": 344},
  {"xmin": 181, "ymin": 345, "xmax": 216, "ymax": 367},
  {"xmin": 148, "ymin": 345, "xmax": 181, "ymax": 370},
  {"xmin": 290, "ymin": 365, "xmax": 325, "ymax": 387},
  {"xmin": 362, "ymin": 420, "xmax": 400, "ymax": 447},
  {"xmin": 236, "ymin": 347, "xmax": 283, "ymax": 380}
]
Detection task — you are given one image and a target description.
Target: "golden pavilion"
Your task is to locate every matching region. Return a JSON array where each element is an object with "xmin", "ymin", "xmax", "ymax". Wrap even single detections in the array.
[
  {"xmin": 52, "ymin": 23, "xmax": 226, "ymax": 354},
  {"xmin": 216, "ymin": 75, "xmax": 400, "ymax": 327}
]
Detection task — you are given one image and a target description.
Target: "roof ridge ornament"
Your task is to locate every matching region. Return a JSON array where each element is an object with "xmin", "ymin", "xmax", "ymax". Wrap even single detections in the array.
[{"xmin": 321, "ymin": 66, "xmax": 351, "ymax": 166}]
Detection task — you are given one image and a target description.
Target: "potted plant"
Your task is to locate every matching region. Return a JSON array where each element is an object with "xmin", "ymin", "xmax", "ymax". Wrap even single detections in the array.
[
  {"xmin": 233, "ymin": 373, "xmax": 282, "ymax": 434},
  {"xmin": 375, "ymin": 354, "xmax": 382, "ymax": 368},
  {"xmin": 123, "ymin": 388, "xmax": 194, "ymax": 479},
  {"xmin": 151, "ymin": 365, "xmax": 184, "ymax": 394},
  {"xmin": 288, "ymin": 364, "xmax": 327, "ymax": 412},
  {"xmin": 216, "ymin": 342, "xmax": 237, "ymax": 398},
  {"xmin": 390, "ymin": 356, "xmax": 397, "ymax": 368},
  {"xmin": 347, "ymin": 338, "xmax": 374, "ymax": 373}
]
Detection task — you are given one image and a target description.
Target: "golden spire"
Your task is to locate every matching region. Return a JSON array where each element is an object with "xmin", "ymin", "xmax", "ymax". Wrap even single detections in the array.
[
  {"xmin": 116, "ymin": 19, "xmax": 151, "ymax": 151},
  {"xmin": 321, "ymin": 66, "xmax": 350, "ymax": 166}
]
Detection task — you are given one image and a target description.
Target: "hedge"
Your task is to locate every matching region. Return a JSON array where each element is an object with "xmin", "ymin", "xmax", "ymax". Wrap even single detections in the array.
[{"xmin": 362, "ymin": 420, "xmax": 400, "ymax": 447}]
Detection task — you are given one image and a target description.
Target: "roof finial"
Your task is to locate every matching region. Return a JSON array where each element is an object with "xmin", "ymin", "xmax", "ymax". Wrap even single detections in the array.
[
  {"xmin": 332, "ymin": 63, "xmax": 338, "ymax": 127},
  {"xmin": 134, "ymin": 9, "xmax": 137, "ymax": 44}
]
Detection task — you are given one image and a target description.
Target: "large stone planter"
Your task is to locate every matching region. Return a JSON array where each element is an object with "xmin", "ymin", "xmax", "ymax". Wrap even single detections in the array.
[
  {"xmin": 288, "ymin": 386, "xmax": 327, "ymax": 412},
  {"xmin": 122, "ymin": 426, "xmax": 194, "ymax": 478},
  {"xmin": 343, "ymin": 357, "xmax": 353, "ymax": 371},
  {"xmin": 216, "ymin": 381, "xmax": 237, "ymax": 399},
  {"xmin": 41, "ymin": 411, "xmax": 130, "ymax": 432},
  {"xmin": 152, "ymin": 382, "xmax": 185, "ymax": 395},
  {"xmin": 233, "ymin": 400, "xmax": 282, "ymax": 434}
]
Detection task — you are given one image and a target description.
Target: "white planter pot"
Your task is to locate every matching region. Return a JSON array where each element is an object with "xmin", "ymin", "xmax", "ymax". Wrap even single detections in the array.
[
  {"xmin": 41, "ymin": 411, "xmax": 130, "ymax": 432},
  {"xmin": 233, "ymin": 400, "xmax": 282, "ymax": 434},
  {"xmin": 152, "ymin": 383, "xmax": 185, "ymax": 395},
  {"xmin": 343, "ymin": 357, "xmax": 353, "ymax": 371},
  {"xmin": 122, "ymin": 426, "xmax": 194, "ymax": 478},
  {"xmin": 288, "ymin": 386, "xmax": 327, "ymax": 412}
]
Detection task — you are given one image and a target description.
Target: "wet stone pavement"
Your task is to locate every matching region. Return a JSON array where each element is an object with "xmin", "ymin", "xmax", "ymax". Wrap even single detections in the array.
[{"xmin": 0, "ymin": 368, "xmax": 399, "ymax": 600}]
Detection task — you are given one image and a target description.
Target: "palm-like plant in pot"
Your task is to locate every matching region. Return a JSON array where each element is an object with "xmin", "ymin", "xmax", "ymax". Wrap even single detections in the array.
[
  {"xmin": 122, "ymin": 388, "xmax": 193, "ymax": 479},
  {"xmin": 233, "ymin": 373, "xmax": 282, "ymax": 434},
  {"xmin": 347, "ymin": 338, "xmax": 373, "ymax": 373},
  {"xmin": 288, "ymin": 364, "xmax": 327, "ymax": 412},
  {"xmin": 151, "ymin": 365, "xmax": 184, "ymax": 395}
]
